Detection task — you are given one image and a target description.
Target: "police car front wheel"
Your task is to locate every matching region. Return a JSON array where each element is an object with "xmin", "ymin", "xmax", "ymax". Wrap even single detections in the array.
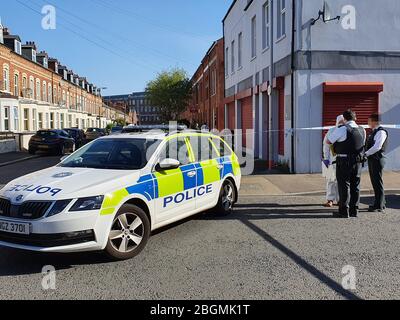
[
  {"xmin": 105, "ymin": 204, "xmax": 150, "ymax": 260},
  {"xmin": 214, "ymin": 180, "xmax": 236, "ymax": 215}
]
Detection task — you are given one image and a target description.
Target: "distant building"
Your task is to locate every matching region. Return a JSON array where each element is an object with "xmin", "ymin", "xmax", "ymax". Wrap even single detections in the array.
[
  {"xmin": 0, "ymin": 24, "xmax": 125, "ymax": 151},
  {"xmin": 104, "ymin": 92, "xmax": 162, "ymax": 125}
]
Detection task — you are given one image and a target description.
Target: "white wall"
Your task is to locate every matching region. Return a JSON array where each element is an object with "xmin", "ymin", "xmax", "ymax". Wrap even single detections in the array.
[
  {"xmin": 295, "ymin": 70, "xmax": 400, "ymax": 173},
  {"xmin": 299, "ymin": 0, "xmax": 400, "ymax": 52},
  {"xmin": 224, "ymin": 0, "xmax": 272, "ymax": 92}
]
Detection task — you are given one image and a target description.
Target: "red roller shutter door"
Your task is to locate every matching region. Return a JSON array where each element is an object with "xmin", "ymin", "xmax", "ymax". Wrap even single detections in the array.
[
  {"xmin": 241, "ymin": 97, "xmax": 253, "ymax": 147},
  {"xmin": 323, "ymin": 92, "xmax": 379, "ymax": 128},
  {"xmin": 227, "ymin": 102, "xmax": 235, "ymax": 130},
  {"xmin": 278, "ymin": 88, "xmax": 285, "ymax": 155}
]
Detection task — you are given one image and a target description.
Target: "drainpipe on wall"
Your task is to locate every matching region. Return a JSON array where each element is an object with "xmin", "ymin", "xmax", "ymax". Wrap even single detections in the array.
[
  {"xmin": 268, "ymin": 0, "xmax": 274, "ymax": 170},
  {"xmin": 290, "ymin": 0, "xmax": 296, "ymax": 174}
]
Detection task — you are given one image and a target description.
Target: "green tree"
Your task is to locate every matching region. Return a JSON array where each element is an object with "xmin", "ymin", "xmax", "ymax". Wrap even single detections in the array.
[{"xmin": 145, "ymin": 68, "xmax": 192, "ymax": 122}]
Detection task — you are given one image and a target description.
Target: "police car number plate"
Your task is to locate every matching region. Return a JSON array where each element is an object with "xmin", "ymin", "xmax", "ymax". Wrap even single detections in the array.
[{"xmin": 0, "ymin": 220, "xmax": 30, "ymax": 235}]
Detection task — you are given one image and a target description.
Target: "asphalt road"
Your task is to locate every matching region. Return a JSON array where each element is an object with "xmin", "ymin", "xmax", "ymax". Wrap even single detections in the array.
[{"xmin": 0, "ymin": 158, "xmax": 399, "ymax": 300}]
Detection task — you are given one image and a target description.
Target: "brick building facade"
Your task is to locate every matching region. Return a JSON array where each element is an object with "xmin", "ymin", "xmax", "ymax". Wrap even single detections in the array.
[
  {"xmin": 184, "ymin": 38, "xmax": 225, "ymax": 130},
  {"xmin": 0, "ymin": 24, "xmax": 125, "ymax": 149}
]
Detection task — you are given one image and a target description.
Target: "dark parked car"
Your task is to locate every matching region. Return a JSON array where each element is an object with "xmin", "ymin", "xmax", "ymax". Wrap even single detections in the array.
[
  {"xmin": 64, "ymin": 128, "xmax": 86, "ymax": 148},
  {"xmin": 110, "ymin": 126, "xmax": 123, "ymax": 135},
  {"xmin": 29, "ymin": 130, "xmax": 75, "ymax": 155},
  {"xmin": 85, "ymin": 128, "xmax": 107, "ymax": 142}
]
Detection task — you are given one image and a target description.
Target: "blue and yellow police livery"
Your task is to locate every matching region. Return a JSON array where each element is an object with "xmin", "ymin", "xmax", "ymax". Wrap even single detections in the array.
[{"xmin": 0, "ymin": 131, "xmax": 241, "ymax": 260}]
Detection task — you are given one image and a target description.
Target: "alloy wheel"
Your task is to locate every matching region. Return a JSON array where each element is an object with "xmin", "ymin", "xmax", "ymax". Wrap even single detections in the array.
[
  {"xmin": 222, "ymin": 183, "xmax": 234, "ymax": 211},
  {"xmin": 109, "ymin": 213, "xmax": 144, "ymax": 253}
]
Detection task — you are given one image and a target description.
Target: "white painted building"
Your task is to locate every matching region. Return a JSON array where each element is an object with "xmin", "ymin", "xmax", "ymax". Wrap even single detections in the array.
[{"xmin": 223, "ymin": 0, "xmax": 400, "ymax": 173}]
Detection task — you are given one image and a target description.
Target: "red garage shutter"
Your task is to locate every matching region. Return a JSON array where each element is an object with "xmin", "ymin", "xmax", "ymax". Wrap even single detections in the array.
[
  {"xmin": 241, "ymin": 97, "xmax": 253, "ymax": 147},
  {"xmin": 278, "ymin": 88, "xmax": 285, "ymax": 155},
  {"xmin": 227, "ymin": 102, "xmax": 235, "ymax": 130},
  {"xmin": 323, "ymin": 93, "xmax": 379, "ymax": 128},
  {"xmin": 323, "ymin": 83, "xmax": 383, "ymax": 128}
]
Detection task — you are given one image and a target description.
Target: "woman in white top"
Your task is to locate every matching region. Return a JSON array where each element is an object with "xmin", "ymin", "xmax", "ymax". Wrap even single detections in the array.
[{"xmin": 322, "ymin": 115, "xmax": 345, "ymax": 207}]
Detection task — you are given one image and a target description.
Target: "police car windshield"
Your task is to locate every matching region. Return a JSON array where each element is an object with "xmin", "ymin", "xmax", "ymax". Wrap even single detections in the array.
[{"xmin": 59, "ymin": 138, "xmax": 161, "ymax": 170}]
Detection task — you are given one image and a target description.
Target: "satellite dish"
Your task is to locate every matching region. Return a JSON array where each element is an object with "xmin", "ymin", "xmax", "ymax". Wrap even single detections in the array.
[
  {"xmin": 311, "ymin": 1, "xmax": 340, "ymax": 25},
  {"xmin": 323, "ymin": 1, "xmax": 332, "ymax": 22}
]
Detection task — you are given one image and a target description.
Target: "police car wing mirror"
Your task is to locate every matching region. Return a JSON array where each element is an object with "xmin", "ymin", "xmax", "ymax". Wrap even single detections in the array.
[{"xmin": 157, "ymin": 158, "xmax": 180, "ymax": 171}]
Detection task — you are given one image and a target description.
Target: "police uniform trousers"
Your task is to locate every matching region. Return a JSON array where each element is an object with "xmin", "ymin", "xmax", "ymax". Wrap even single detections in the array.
[
  {"xmin": 336, "ymin": 156, "xmax": 362, "ymax": 216},
  {"xmin": 368, "ymin": 155, "xmax": 386, "ymax": 210}
]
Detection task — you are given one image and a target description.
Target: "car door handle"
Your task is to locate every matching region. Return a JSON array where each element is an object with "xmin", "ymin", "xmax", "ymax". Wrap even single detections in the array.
[{"xmin": 187, "ymin": 171, "xmax": 197, "ymax": 178}]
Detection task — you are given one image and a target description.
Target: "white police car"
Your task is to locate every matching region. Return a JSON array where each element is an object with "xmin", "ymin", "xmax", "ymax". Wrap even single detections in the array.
[{"xmin": 0, "ymin": 131, "xmax": 241, "ymax": 260}]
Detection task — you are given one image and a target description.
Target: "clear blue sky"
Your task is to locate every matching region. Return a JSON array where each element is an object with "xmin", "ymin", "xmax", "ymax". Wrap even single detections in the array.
[{"xmin": 2, "ymin": 0, "xmax": 232, "ymax": 95}]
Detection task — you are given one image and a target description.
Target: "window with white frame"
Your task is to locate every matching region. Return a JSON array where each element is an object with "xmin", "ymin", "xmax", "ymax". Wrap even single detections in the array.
[
  {"xmin": 43, "ymin": 82, "xmax": 47, "ymax": 102},
  {"xmin": 262, "ymin": 1, "xmax": 270, "ymax": 49},
  {"xmin": 277, "ymin": 0, "xmax": 286, "ymax": 39},
  {"xmin": 22, "ymin": 75, "xmax": 27, "ymax": 95},
  {"xmin": 225, "ymin": 47, "xmax": 229, "ymax": 76},
  {"xmin": 4, "ymin": 106, "xmax": 10, "ymax": 131},
  {"xmin": 231, "ymin": 40, "xmax": 235, "ymax": 74},
  {"xmin": 238, "ymin": 32, "xmax": 243, "ymax": 69},
  {"xmin": 45, "ymin": 113, "xmax": 50, "ymax": 129},
  {"xmin": 251, "ymin": 16, "xmax": 257, "ymax": 58},
  {"xmin": 68, "ymin": 115, "xmax": 72, "ymax": 127},
  {"xmin": 14, "ymin": 73, "xmax": 19, "ymax": 97},
  {"xmin": 15, "ymin": 41, "xmax": 22, "ymax": 55},
  {"xmin": 50, "ymin": 113, "xmax": 54, "ymax": 129},
  {"xmin": 211, "ymin": 69, "xmax": 217, "ymax": 96},
  {"xmin": 38, "ymin": 112, "xmax": 43, "ymax": 129},
  {"xmin": 29, "ymin": 76, "xmax": 34, "ymax": 98},
  {"xmin": 13, "ymin": 107, "xmax": 19, "ymax": 131},
  {"xmin": 60, "ymin": 113, "xmax": 64, "ymax": 129},
  {"xmin": 3, "ymin": 65, "xmax": 10, "ymax": 92},
  {"xmin": 32, "ymin": 109, "xmax": 37, "ymax": 131},
  {"xmin": 48, "ymin": 84, "xmax": 52, "ymax": 103},
  {"xmin": 36, "ymin": 79, "xmax": 41, "ymax": 100},
  {"xmin": 23, "ymin": 108, "xmax": 29, "ymax": 131}
]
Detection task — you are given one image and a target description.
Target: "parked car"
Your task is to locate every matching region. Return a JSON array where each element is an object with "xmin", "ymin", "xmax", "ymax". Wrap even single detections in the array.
[
  {"xmin": 85, "ymin": 128, "xmax": 107, "ymax": 142},
  {"xmin": 110, "ymin": 126, "xmax": 123, "ymax": 135},
  {"xmin": 64, "ymin": 128, "xmax": 86, "ymax": 148},
  {"xmin": 28, "ymin": 130, "xmax": 75, "ymax": 155}
]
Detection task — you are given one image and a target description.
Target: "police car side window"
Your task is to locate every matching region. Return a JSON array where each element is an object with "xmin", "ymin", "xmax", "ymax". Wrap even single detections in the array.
[
  {"xmin": 160, "ymin": 138, "xmax": 190, "ymax": 166},
  {"xmin": 189, "ymin": 136, "xmax": 218, "ymax": 162},
  {"xmin": 212, "ymin": 138, "xmax": 231, "ymax": 157}
]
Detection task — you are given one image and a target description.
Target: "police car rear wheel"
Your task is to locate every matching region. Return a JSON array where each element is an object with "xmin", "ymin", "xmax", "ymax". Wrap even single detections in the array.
[
  {"xmin": 105, "ymin": 205, "xmax": 150, "ymax": 260},
  {"xmin": 215, "ymin": 180, "xmax": 236, "ymax": 215}
]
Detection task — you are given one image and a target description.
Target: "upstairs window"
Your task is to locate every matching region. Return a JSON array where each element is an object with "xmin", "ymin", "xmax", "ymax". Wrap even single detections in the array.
[
  {"xmin": 251, "ymin": 16, "xmax": 257, "ymax": 58},
  {"xmin": 277, "ymin": 0, "xmax": 286, "ymax": 39},
  {"xmin": 14, "ymin": 73, "xmax": 19, "ymax": 97},
  {"xmin": 225, "ymin": 47, "xmax": 229, "ymax": 77},
  {"xmin": 231, "ymin": 40, "xmax": 235, "ymax": 74},
  {"xmin": 238, "ymin": 32, "xmax": 243, "ymax": 69},
  {"xmin": 3, "ymin": 65, "xmax": 10, "ymax": 92},
  {"xmin": 262, "ymin": 1, "xmax": 270, "ymax": 49}
]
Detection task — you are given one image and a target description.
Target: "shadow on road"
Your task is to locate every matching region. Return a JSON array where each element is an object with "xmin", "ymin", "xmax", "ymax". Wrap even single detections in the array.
[
  {"xmin": 360, "ymin": 195, "xmax": 400, "ymax": 210},
  {"xmin": 0, "ymin": 249, "xmax": 116, "ymax": 277}
]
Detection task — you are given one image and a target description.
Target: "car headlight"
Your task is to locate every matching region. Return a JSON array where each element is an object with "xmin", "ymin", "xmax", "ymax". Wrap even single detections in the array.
[
  {"xmin": 70, "ymin": 196, "xmax": 104, "ymax": 212},
  {"xmin": 47, "ymin": 199, "xmax": 73, "ymax": 217}
]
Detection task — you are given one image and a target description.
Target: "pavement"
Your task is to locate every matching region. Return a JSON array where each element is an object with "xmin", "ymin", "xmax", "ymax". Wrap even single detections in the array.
[
  {"xmin": 0, "ymin": 152, "xmax": 39, "ymax": 168},
  {"xmin": 240, "ymin": 171, "xmax": 400, "ymax": 196}
]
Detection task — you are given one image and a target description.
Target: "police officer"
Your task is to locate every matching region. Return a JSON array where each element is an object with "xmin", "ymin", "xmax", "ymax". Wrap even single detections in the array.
[
  {"xmin": 365, "ymin": 113, "xmax": 388, "ymax": 214},
  {"xmin": 327, "ymin": 110, "xmax": 366, "ymax": 218}
]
